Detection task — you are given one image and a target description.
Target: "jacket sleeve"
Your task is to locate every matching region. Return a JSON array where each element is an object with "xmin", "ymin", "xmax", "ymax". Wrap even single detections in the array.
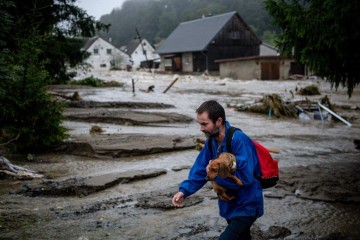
[
  {"xmin": 179, "ymin": 140, "xmax": 212, "ymax": 198},
  {"xmin": 215, "ymin": 131, "xmax": 259, "ymax": 189}
]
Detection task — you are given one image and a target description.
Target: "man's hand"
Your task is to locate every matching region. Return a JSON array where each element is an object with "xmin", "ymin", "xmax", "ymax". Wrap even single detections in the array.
[{"xmin": 172, "ymin": 192, "xmax": 184, "ymax": 207}]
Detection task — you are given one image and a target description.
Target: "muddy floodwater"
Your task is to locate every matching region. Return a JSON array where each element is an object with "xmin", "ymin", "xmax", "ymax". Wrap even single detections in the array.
[{"xmin": 1, "ymin": 71, "xmax": 360, "ymax": 240}]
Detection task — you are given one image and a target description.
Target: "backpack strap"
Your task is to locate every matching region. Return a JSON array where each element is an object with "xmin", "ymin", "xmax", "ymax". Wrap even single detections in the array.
[
  {"xmin": 226, "ymin": 127, "xmax": 237, "ymax": 153},
  {"xmin": 207, "ymin": 137, "xmax": 213, "ymax": 157},
  {"xmin": 226, "ymin": 126, "xmax": 241, "ymax": 153}
]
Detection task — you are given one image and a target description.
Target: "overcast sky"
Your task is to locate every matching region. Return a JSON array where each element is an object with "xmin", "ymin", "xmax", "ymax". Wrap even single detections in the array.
[{"xmin": 75, "ymin": 0, "xmax": 126, "ymax": 20}]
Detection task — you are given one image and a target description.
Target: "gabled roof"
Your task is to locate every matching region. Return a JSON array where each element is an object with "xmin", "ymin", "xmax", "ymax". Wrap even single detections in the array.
[
  {"xmin": 125, "ymin": 38, "xmax": 142, "ymax": 55},
  {"xmin": 81, "ymin": 36, "xmax": 123, "ymax": 53},
  {"xmin": 82, "ymin": 36, "xmax": 100, "ymax": 51},
  {"xmin": 157, "ymin": 11, "xmax": 254, "ymax": 54}
]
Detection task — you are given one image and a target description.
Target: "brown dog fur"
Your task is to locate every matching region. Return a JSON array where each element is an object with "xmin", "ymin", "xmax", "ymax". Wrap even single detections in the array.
[{"xmin": 206, "ymin": 152, "xmax": 243, "ymax": 201}]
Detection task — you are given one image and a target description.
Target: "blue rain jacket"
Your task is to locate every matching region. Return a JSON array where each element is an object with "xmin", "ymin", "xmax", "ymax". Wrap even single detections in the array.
[{"xmin": 179, "ymin": 121, "xmax": 264, "ymax": 220}]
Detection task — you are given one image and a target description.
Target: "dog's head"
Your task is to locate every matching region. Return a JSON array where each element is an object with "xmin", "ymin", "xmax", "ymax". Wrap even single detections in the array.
[{"xmin": 206, "ymin": 152, "xmax": 235, "ymax": 181}]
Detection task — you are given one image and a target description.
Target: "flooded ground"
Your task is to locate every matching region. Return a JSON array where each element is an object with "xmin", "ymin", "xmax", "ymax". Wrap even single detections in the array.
[{"xmin": 1, "ymin": 70, "xmax": 359, "ymax": 239}]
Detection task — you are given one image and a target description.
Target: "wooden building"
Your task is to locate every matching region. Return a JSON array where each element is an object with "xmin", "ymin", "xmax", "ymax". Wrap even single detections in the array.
[{"xmin": 156, "ymin": 11, "xmax": 261, "ymax": 73}]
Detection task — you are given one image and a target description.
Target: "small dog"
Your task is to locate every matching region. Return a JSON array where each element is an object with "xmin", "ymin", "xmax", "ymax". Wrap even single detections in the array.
[{"xmin": 206, "ymin": 152, "xmax": 243, "ymax": 201}]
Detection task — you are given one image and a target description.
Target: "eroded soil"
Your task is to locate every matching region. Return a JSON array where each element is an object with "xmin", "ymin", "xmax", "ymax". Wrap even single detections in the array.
[{"xmin": 1, "ymin": 72, "xmax": 360, "ymax": 239}]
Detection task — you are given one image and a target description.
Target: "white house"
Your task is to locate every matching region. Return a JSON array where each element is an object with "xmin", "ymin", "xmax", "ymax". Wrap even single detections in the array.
[
  {"xmin": 82, "ymin": 36, "xmax": 130, "ymax": 71},
  {"xmin": 122, "ymin": 38, "xmax": 160, "ymax": 70}
]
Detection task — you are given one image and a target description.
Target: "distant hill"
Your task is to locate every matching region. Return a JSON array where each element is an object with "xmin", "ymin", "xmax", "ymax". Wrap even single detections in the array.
[{"xmin": 98, "ymin": 0, "xmax": 279, "ymax": 48}]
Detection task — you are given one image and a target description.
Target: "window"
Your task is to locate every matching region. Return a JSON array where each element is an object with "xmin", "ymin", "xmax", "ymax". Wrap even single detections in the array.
[
  {"xmin": 100, "ymin": 64, "xmax": 106, "ymax": 68},
  {"xmin": 164, "ymin": 58, "xmax": 172, "ymax": 67},
  {"xmin": 93, "ymin": 48, "xmax": 99, "ymax": 54},
  {"xmin": 229, "ymin": 31, "xmax": 240, "ymax": 39},
  {"xmin": 106, "ymin": 49, "xmax": 112, "ymax": 54},
  {"xmin": 183, "ymin": 55, "xmax": 190, "ymax": 65},
  {"xmin": 143, "ymin": 50, "xmax": 147, "ymax": 55}
]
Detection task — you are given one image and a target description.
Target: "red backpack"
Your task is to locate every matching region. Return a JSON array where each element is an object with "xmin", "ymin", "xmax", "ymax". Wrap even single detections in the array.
[
  {"xmin": 251, "ymin": 140, "xmax": 279, "ymax": 188},
  {"xmin": 210, "ymin": 127, "xmax": 279, "ymax": 189}
]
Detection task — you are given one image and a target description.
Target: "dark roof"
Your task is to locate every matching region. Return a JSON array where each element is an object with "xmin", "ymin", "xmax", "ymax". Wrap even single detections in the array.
[
  {"xmin": 126, "ymin": 38, "xmax": 142, "ymax": 55},
  {"xmin": 157, "ymin": 11, "xmax": 238, "ymax": 54},
  {"xmin": 82, "ymin": 36, "xmax": 100, "ymax": 51}
]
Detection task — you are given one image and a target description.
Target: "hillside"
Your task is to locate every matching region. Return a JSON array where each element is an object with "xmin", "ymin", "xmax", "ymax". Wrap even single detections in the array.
[{"xmin": 98, "ymin": 0, "xmax": 278, "ymax": 48}]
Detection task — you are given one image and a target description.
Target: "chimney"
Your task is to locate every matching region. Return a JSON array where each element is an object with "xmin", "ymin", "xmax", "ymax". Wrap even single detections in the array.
[{"xmin": 109, "ymin": 37, "xmax": 112, "ymax": 43}]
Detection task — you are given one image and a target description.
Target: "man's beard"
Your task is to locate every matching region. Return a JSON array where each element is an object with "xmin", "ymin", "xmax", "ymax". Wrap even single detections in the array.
[{"xmin": 203, "ymin": 127, "xmax": 220, "ymax": 138}]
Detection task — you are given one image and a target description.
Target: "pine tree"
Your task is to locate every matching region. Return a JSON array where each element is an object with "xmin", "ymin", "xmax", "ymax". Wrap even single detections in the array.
[{"xmin": 0, "ymin": 33, "xmax": 67, "ymax": 152}]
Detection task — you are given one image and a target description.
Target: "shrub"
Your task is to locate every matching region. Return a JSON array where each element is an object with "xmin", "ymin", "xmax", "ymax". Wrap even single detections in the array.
[
  {"xmin": 0, "ymin": 36, "xmax": 67, "ymax": 153},
  {"xmin": 69, "ymin": 76, "xmax": 102, "ymax": 87},
  {"xmin": 69, "ymin": 77, "xmax": 124, "ymax": 87}
]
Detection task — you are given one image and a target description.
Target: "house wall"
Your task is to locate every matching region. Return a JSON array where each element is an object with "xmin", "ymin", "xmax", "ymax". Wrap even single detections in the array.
[
  {"xmin": 85, "ymin": 38, "xmax": 130, "ymax": 71},
  {"xmin": 159, "ymin": 56, "xmax": 166, "ymax": 71},
  {"xmin": 159, "ymin": 55, "xmax": 176, "ymax": 72},
  {"xmin": 182, "ymin": 52, "xmax": 193, "ymax": 72},
  {"xmin": 131, "ymin": 39, "xmax": 160, "ymax": 69},
  {"xmin": 219, "ymin": 58, "xmax": 293, "ymax": 80},
  {"xmin": 204, "ymin": 15, "xmax": 260, "ymax": 71},
  {"xmin": 280, "ymin": 60, "xmax": 292, "ymax": 78},
  {"xmin": 220, "ymin": 60, "xmax": 258, "ymax": 80}
]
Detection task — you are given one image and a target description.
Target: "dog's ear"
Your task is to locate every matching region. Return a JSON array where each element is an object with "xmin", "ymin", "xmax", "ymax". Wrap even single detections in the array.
[{"xmin": 218, "ymin": 163, "xmax": 229, "ymax": 178}]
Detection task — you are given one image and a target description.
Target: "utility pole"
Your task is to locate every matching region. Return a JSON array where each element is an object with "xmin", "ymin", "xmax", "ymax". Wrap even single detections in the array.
[{"xmin": 135, "ymin": 27, "xmax": 151, "ymax": 71}]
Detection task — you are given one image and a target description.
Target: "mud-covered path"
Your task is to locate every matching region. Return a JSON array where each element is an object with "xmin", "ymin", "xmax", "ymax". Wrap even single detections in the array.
[{"xmin": 1, "ymin": 71, "xmax": 360, "ymax": 239}]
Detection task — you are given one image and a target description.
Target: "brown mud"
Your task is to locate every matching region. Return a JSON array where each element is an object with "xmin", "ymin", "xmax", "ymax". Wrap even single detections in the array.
[{"xmin": 1, "ymin": 74, "xmax": 360, "ymax": 239}]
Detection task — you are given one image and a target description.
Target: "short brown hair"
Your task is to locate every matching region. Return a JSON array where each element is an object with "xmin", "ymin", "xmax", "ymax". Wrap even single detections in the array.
[{"xmin": 196, "ymin": 100, "xmax": 226, "ymax": 124}]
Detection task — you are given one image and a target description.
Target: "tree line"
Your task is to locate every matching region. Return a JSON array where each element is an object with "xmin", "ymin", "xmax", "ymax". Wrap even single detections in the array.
[{"xmin": 98, "ymin": 0, "xmax": 279, "ymax": 48}]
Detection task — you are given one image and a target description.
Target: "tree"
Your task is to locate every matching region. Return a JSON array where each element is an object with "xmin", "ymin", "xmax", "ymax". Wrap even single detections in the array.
[
  {"xmin": 0, "ymin": 0, "xmax": 108, "ymax": 153},
  {"xmin": 264, "ymin": 0, "xmax": 360, "ymax": 97},
  {"xmin": 0, "ymin": 32, "xmax": 67, "ymax": 152},
  {"xmin": 3, "ymin": 0, "xmax": 109, "ymax": 83}
]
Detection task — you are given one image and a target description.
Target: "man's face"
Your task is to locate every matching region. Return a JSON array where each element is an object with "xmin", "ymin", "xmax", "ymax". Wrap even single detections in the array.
[{"xmin": 196, "ymin": 112, "xmax": 220, "ymax": 138}]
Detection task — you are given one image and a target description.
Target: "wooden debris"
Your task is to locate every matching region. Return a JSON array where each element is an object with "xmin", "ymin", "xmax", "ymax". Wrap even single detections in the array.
[
  {"xmin": 298, "ymin": 84, "xmax": 320, "ymax": 96},
  {"xmin": 163, "ymin": 75, "xmax": 179, "ymax": 93},
  {"xmin": 0, "ymin": 155, "xmax": 44, "ymax": 180},
  {"xmin": 234, "ymin": 94, "xmax": 338, "ymax": 121},
  {"xmin": 51, "ymin": 91, "xmax": 81, "ymax": 101},
  {"xmin": 90, "ymin": 125, "xmax": 104, "ymax": 134},
  {"xmin": 236, "ymin": 94, "xmax": 298, "ymax": 118}
]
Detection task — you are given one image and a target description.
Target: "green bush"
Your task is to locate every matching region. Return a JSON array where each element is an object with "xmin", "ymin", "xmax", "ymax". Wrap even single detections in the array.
[
  {"xmin": 69, "ymin": 77, "xmax": 124, "ymax": 87},
  {"xmin": 69, "ymin": 76, "xmax": 102, "ymax": 87}
]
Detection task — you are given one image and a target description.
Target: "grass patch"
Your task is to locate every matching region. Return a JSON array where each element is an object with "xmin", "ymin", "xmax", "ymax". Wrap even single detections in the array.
[{"xmin": 69, "ymin": 76, "xmax": 123, "ymax": 87}]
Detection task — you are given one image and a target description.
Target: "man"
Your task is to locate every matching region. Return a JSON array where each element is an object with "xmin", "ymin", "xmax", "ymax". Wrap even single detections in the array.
[{"xmin": 172, "ymin": 100, "xmax": 263, "ymax": 240}]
